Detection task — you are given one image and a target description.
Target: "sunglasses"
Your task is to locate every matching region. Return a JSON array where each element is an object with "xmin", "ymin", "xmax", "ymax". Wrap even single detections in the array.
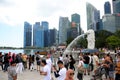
[{"xmin": 70, "ymin": 73, "xmax": 74, "ymax": 75}]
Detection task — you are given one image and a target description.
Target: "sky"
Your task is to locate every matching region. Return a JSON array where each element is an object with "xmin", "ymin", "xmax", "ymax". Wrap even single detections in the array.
[{"xmin": 0, "ymin": 0, "xmax": 112, "ymax": 47}]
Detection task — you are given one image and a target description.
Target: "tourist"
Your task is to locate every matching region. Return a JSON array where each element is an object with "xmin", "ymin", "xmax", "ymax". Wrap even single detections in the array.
[
  {"xmin": 59, "ymin": 54, "xmax": 63, "ymax": 61},
  {"xmin": 32, "ymin": 55, "xmax": 35, "ymax": 64},
  {"xmin": 40, "ymin": 59, "xmax": 51, "ymax": 80},
  {"xmin": 28, "ymin": 55, "xmax": 34, "ymax": 71},
  {"xmin": 77, "ymin": 57, "xmax": 84, "ymax": 80},
  {"xmin": 115, "ymin": 53, "xmax": 120, "ymax": 80},
  {"xmin": 89, "ymin": 53, "xmax": 94, "ymax": 72},
  {"xmin": 0, "ymin": 52, "xmax": 3, "ymax": 70},
  {"xmin": 8, "ymin": 61, "xmax": 17, "ymax": 80},
  {"xmin": 4, "ymin": 53, "xmax": 9, "ymax": 72},
  {"xmin": 102, "ymin": 54, "xmax": 112, "ymax": 79},
  {"xmin": 108, "ymin": 58, "xmax": 114, "ymax": 80},
  {"xmin": 16, "ymin": 53, "xmax": 24, "ymax": 74},
  {"xmin": 22, "ymin": 54, "xmax": 28, "ymax": 70},
  {"xmin": 92, "ymin": 52, "xmax": 99, "ymax": 74},
  {"xmin": 65, "ymin": 69, "xmax": 74, "ymax": 80},
  {"xmin": 63, "ymin": 54, "xmax": 69, "ymax": 70},
  {"xmin": 53, "ymin": 60, "xmax": 67, "ymax": 80},
  {"xmin": 83, "ymin": 53, "xmax": 90, "ymax": 75},
  {"xmin": 69, "ymin": 55, "xmax": 75, "ymax": 70},
  {"xmin": 46, "ymin": 54, "xmax": 52, "ymax": 72},
  {"xmin": 79, "ymin": 53, "xmax": 83, "ymax": 60},
  {"xmin": 36, "ymin": 54, "xmax": 41, "ymax": 71},
  {"xmin": 12, "ymin": 53, "xmax": 16, "ymax": 62}
]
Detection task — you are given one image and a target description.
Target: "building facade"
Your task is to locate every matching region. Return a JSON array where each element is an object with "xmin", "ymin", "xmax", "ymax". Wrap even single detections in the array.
[
  {"xmin": 104, "ymin": 1, "xmax": 111, "ymax": 14},
  {"xmin": 49, "ymin": 29, "xmax": 57, "ymax": 46},
  {"xmin": 86, "ymin": 2, "xmax": 100, "ymax": 31},
  {"xmin": 24, "ymin": 22, "xmax": 32, "ymax": 47},
  {"xmin": 41, "ymin": 21, "xmax": 49, "ymax": 47},
  {"xmin": 33, "ymin": 22, "xmax": 44, "ymax": 48},
  {"xmin": 71, "ymin": 13, "xmax": 81, "ymax": 36},
  {"xmin": 102, "ymin": 14, "xmax": 120, "ymax": 33},
  {"xmin": 59, "ymin": 17, "xmax": 70, "ymax": 44},
  {"xmin": 113, "ymin": 0, "xmax": 120, "ymax": 13}
]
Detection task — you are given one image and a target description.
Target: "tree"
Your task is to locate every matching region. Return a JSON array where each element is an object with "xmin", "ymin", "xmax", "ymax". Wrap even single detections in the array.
[
  {"xmin": 95, "ymin": 30, "xmax": 113, "ymax": 48},
  {"xmin": 114, "ymin": 30, "xmax": 120, "ymax": 38},
  {"xmin": 66, "ymin": 37, "xmax": 74, "ymax": 46},
  {"xmin": 77, "ymin": 37, "xmax": 87, "ymax": 48},
  {"xmin": 106, "ymin": 35, "xmax": 120, "ymax": 49}
]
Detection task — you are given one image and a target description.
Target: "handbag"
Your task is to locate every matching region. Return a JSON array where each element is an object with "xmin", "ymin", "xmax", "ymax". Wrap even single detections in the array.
[{"xmin": 78, "ymin": 62, "xmax": 84, "ymax": 73}]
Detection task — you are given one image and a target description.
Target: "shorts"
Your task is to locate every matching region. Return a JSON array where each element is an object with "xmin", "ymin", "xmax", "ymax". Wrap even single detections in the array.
[
  {"xmin": 84, "ymin": 64, "xmax": 89, "ymax": 69},
  {"xmin": 109, "ymin": 71, "xmax": 114, "ymax": 78},
  {"xmin": 93, "ymin": 65, "xmax": 98, "ymax": 71},
  {"xmin": 37, "ymin": 61, "xmax": 40, "ymax": 65}
]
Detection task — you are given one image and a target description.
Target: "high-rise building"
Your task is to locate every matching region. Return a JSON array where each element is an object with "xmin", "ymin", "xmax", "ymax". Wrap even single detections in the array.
[
  {"xmin": 41, "ymin": 21, "xmax": 49, "ymax": 47},
  {"xmin": 104, "ymin": 1, "xmax": 111, "ymax": 14},
  {"xmin": 102, "ymin": 14, "xmax": 120, "ymax": 33},
  {"xmin": 42, "ymin": 21, "xmax": 49, "ymax": 30},
  {"xmin": 71, "ymin": 13, "xmax": 81, "ymax": 36},
  {"xmin": 86, "ymin": 2, "xmax": 100, "ymax": 31},
  {"xmin": 113, "ymin": 0, "xmax": 120, "ymax": 13},
  {"xmin": 24, "ymin": 22, "xmax": 32, "ymax": 48},
  {"xmin": 49, "ymin": 28, "xmax": 57, "ymax": 46},
  {"xmin": 71, "ymin": 13, "xmax": 80, "ymax": 23},
  {"xmin": 59, "ymin": 17, "xmax": 70, "ymax": 44},
  {"xmin": 67, "ymin": 27, "xmax": 78, "ymax": 39},
  {"xmin": 33, "ymin": 22, "xmax": 44, "ymax": 48}
]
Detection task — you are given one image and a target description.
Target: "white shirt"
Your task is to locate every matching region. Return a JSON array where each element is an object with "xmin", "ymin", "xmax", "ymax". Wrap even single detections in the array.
[
  {"xmin": 43, "ymin": 65, "xmax": 51, "ymax": 80},
  {"xmin": 93, "ymin": 55, "xmax": 99, "ymax": 65},
  {"xmin": 57, "ymin": 67, "xmax": 67, "ymax": 80},
  {"xmin": 46, "ymin": 58, "xmax": 52, "ymax": 70},
  {"xmin": 59, "ymin": 57, "xmax": 63, "ymax": 61},
  {"xmin": 78, "ymin": 60, "xmax": 84, "ymax": 67},
  {"xmin": 88, "ymin": 55, "xmax": 92, "ymax": 64}
]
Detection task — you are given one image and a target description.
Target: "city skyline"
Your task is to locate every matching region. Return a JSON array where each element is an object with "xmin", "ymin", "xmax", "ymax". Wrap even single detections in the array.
[{"xmin": 0, "ymin": 0, "xmax": 112, "ymax": 47}]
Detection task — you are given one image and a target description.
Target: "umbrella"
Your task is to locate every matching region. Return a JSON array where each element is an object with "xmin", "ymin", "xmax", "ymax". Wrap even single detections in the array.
[{"xmin": 81, "ymin": 49, "xmax": 99, "ymax": 53}]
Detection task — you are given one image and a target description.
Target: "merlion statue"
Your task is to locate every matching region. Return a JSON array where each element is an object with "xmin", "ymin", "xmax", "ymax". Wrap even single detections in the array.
[{"xmin": 86, "ymin": 29, "xmax": 95, "ymax": 49}]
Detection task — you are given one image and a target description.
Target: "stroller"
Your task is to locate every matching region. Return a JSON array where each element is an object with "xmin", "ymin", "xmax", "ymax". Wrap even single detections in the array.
[{"xmin": 91, "ymin": 65, "xmax": 107, "ymax": 80}]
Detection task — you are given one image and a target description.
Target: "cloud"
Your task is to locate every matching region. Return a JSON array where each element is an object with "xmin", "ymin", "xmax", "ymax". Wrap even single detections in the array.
[
  {"xmin": 0, "ymin": 0, "xmax": 15, "ymax": 7},
  {"xmin": 0, "ymin": 0, "xmax": 112, "ymax": 30}
]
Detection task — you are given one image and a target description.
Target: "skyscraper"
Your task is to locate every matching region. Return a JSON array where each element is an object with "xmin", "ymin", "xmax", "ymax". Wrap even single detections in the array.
[
  {"xmin": 71, "ymin": 13, "xmax": 81, "ymax": 36},
  {"xmin": 113, "ymin": 0, "xmax": 120, "ymax": 13},
  {"xmin": 24, "ymin": 22, "xmax": 32, "ymax": 47},
  {"xmin": 86, "ymin": 2, "xmax": 100, "ymax": 31},
  {"xmin": 104, "ymin": 1, "xmax": 111, "ymax": 14},
  {"xmin": 102, "ymin": 14, "xmax": 120, "ymax": 33},
  {"xmin": 41, "ymin": 21, "xmax": 49, "ymax": 47},
  {"xmin": 42, "ymin": 21, "xmax": 49, "ymax": 30},
  {"xmin": 49, "ymin": 28, "xmax": 57, "ymax": 46},
  {"xmin": 71, "ymin": 13, "xmax": 80, "ymax": 23},
  {"xmin": 59, "ymin": 17, "xmax": 70, "ymax": 44},
  {"xmin": 33, "ymin": 22, "xmax": 44, "ymax": 48}
]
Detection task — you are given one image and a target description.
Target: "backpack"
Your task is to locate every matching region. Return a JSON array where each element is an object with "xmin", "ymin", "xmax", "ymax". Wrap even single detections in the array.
[
  {"xmin": 72, "ymin": 59, "xmax": 76, "ymax": 64},
  {"xmin": 36, "ymin": 56, "xmax": 39, "ymax": 61}
]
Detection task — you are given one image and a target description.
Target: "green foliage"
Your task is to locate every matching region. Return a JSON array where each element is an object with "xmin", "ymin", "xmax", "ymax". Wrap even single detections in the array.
[
  {"xmin": 66, "ymin": 30, "xmax": 120, "ymax": 49},
  {"xmin": 106, "ymin": 35, "xmax": 120, "ymax": 49},
  {"xmin": 66, "ymin": 37, "xmax": 74, "ymax": 45},
  {"xmin": 77, "ymin": 37, "xmax": 87, "ymax": 48},
  {"xmin": 95, "ymin": 30, "xmax": 113, "ymax": 48},
  {"xmin": 114, "ymin": 30, "xmax": 120, "ymax": 38}
]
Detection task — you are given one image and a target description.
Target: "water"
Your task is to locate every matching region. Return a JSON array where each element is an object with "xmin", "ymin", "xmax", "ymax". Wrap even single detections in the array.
[{"xmin": 0, "ymin": 49, "xmax": 42, "ymax": 55}]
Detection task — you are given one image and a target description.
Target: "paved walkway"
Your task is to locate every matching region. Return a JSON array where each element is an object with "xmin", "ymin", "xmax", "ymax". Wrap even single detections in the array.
[{"xmin": 0, "ymin": 68, "xmax": 91, "ymax": 80}]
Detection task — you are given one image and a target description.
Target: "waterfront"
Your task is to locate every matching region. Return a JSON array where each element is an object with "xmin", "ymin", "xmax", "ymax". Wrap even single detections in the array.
[{"xmin": 0, "ymin": 49, "xmax": 43, "ymax": 55}]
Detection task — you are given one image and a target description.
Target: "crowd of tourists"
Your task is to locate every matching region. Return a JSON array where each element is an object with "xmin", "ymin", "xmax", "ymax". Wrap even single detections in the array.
[{"xmin": 1, "ymin": 51, "xmax": 120, "ymax": 80}]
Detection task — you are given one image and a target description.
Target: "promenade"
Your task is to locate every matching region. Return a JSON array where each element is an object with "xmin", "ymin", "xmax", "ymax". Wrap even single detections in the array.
[{"xmin": 0, "ymin": 68, "xmax": 91, "ymax": 80}]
